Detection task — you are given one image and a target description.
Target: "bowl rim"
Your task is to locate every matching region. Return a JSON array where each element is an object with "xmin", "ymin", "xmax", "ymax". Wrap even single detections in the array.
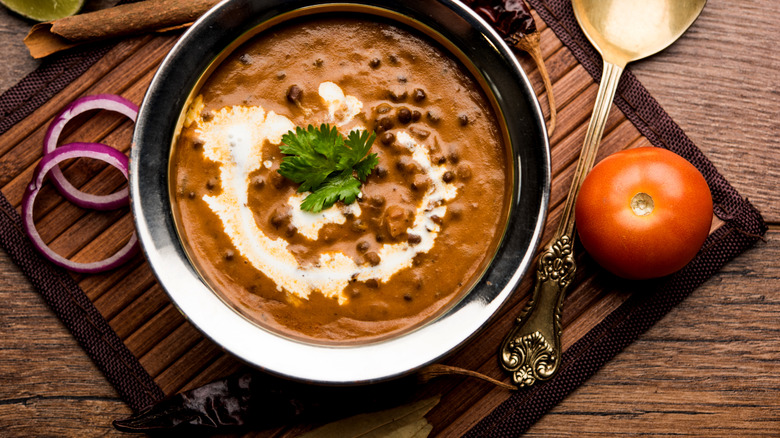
[{"xmin": 130, "ymin": 0, "xmax": 550, "ymax": 385}]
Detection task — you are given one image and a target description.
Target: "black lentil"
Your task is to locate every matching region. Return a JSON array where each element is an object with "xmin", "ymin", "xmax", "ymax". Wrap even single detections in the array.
[
  {"xmin": 365, "ymin": 252, "xmax": 381, "ymax": 266},
  {"xmin": 379, "ymin": 131, "xmax": 395, "ymax": 145},
  {"xmin": 271, "ymin": 173, "xmax": 286, "ymax": 189},
  {"xmin": 270, "ymin": 212, "xmax": 287, "ymax": 228},
  {"xmin": 376, "ymin": 103, "xmax": 392, "ymax": 114},
  {"xmin": 397, "ymin": 107, "xmax": 412, "ymax": 124},
  {"xmin": 286, "ymin": 85, "xmax": 303, "ymax": 104},
  {"xmin": 411, "ymin": 175, "xmax": 430, "ymax": 191},
  {"xmin": 376, "ymin": 116, "xmax": 394, "ymax": 132},
  {"xmin": 368, "ymin": 195, "xmax": 386, "ymax": 207},
  {"xmin": 285, "ymin": 224, "xmax": 297, "ymax": 237},
  {"xmin": 388, "ymin": 90, "xmax": 408, "ymax": 102},
  {"xmin": 456, "ymin": 164, "xmax": 472, "ymax": 180}
]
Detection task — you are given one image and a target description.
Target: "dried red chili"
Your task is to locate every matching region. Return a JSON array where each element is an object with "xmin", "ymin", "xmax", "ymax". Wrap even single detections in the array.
[
  {"xmin": 464, "ymin": 0, "xmax": 557, "ymax": 136},
  {"xmin": 113, "ymin": 366, "xmax": 511, "ymax": 432},
  {"xmin": 467, "ymin": 0, "xmax": 537, "ymax": 43},
  {"xmin": 113, "ymin": 371, "xmax": 418, "ymax": 432}
]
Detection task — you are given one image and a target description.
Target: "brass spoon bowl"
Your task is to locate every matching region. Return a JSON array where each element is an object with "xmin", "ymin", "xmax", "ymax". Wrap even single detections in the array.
[{"xmin": 499, "ymin": 0, "xmax": 707, "ymax": 387}]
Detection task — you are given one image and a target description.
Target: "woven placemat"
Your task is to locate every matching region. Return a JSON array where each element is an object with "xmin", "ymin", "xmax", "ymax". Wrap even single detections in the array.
[
  {"xmin": 466, "ymin": 0, "xmax": 767, "ymax": 434},
  {"xmin": 0, "ymin": 0, "xmax": 766, "ymax": 435}
]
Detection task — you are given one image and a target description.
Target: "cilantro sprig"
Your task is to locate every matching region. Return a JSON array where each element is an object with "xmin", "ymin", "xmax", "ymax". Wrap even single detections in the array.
[{"xmin": 278, "ymin": 124, "xmax": 378, "ymax": 212}]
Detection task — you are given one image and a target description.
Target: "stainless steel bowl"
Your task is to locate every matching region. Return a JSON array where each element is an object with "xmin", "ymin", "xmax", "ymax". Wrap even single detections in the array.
[{"xmin": 131, "ymin": 0, "xmax": 550, "ymax": 385}]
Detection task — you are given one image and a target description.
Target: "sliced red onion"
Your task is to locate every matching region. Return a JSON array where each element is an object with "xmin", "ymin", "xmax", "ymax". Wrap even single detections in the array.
[
  {"xmin": 43, "ymin": 94, "xmax": 138, "ymax": 210},
  {"xmin": 22, "ymin": 143, "xmax": 139, "ymax": 274}
]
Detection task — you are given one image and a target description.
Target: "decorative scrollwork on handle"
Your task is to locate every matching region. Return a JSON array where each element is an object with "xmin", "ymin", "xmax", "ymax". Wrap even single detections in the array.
[
  {"xmin": 502, "ymin": 331, "xmax": 556, "ymax": 387},
  {"xmin": 538, "ymin": 235, "xmax": 575, "ymax": 287},
  {"xmin": 499, "ymin": 234, "xmax": 577, "ymax": 387}
]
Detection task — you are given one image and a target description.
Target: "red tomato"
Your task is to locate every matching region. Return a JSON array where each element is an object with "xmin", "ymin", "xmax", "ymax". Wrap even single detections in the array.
[{"xmin": 574, "ymin": 147, "xmax": 713, "ymax": 280}]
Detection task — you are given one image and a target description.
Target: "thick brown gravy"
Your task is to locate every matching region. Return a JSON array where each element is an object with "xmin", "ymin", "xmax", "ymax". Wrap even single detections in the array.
[{"xmin": 171, "ymin": 16, "xmax": 510, "ymax": 343}]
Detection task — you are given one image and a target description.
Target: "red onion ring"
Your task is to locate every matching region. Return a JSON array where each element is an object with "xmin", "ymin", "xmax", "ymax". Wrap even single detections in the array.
[
  {"xmin": 22, "ymin": 142, "xmax": 139, "ymax": 274},
  {"xmin": 43, "ymin": 94, "xmax": 138, "ymax": 211}
]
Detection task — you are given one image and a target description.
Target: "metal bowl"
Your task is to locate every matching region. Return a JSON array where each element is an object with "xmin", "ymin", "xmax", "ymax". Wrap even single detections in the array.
[{"xmin": 131, "ymin": 0, "xmax": 550, "ymax": 385}]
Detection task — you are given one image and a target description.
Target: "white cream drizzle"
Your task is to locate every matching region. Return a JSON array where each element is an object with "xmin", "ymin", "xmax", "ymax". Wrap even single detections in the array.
[
  {"xmin": 191, "ymin": 83, "xmax": 458, "ymax": 304},
  {"xmin": 287, "ymin": 193, "xmax": 362, "ymax": 240},
  {"xmin": 318, "ymin": 81, "xmax": 362, "ymax": 126}
]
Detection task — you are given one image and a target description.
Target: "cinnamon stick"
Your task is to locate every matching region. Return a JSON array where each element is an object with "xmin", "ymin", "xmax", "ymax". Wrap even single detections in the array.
[{"xmin": 24, "ymin": 0, "xmax": 220, "ymax": 58}]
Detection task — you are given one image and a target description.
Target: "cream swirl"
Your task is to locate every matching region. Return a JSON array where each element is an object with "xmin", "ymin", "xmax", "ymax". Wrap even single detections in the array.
[{"xmin": 191, "ymin": 83, "xmax": 457, "ymax": 303}]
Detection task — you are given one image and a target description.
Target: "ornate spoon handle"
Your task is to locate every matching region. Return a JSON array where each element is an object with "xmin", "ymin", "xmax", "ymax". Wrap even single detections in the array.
[{"xmin": 499, "ymin": 61, "xmax": 624, "ymax": 387}]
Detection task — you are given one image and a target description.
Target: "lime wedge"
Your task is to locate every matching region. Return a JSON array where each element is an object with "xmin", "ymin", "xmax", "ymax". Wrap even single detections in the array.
[{"xmin": 1, "ymin": 0, "xmax": 84, "ymax": 22}]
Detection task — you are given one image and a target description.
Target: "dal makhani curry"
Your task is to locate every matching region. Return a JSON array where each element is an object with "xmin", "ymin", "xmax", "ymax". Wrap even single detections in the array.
[{"xmin": 170, "ymin": 16, "xmax": 511, "ymax": 342}]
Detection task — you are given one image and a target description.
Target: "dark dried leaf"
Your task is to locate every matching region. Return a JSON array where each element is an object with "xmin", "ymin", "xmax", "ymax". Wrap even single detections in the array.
[
  {"xmin": 113, "ymin": 371, "xmax": 419, "ymax": 433},
  {"xmin": 463, "ymin": 0, "xmax": 536, "ymax": 45}
]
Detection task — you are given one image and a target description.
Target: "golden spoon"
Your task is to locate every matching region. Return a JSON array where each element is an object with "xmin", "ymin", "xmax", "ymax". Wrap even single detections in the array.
[{"xmin": 499, "ymin": 0, "xmax": 707, "ymax": 387}]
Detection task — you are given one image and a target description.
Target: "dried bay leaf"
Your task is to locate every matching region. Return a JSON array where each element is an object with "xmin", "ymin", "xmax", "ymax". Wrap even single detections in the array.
[
  {"xmin": 411, "ymin": 423, "xmax": 434, "ymax": 438},
  {"xmin": 299, "ymin": 396, "xmax": 440, "ymax": 438}
]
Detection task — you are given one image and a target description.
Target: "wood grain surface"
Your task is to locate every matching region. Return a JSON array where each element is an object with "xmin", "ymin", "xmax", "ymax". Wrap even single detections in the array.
[{"xmin": 0, "ymin": 0, "xmax": 778, "ymax": 437}]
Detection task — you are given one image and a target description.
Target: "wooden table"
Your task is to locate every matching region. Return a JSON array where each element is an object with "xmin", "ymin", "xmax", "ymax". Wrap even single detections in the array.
[{"xmin": 1, "ymin": 0, "xmax": 777, "ymax": 436}]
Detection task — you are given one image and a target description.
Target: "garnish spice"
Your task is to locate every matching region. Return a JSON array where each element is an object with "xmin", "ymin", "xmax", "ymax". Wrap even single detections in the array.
[
  {"xmin": 464, "ymin": 0, "xmax": 557, "ymax": 136},
  {"xmin": 278, "ymin": 124, "xmax": 378, "ymax": 212}
]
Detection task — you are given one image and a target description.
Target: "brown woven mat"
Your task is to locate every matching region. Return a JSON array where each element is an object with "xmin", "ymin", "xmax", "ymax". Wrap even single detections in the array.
[{"xmin": 0, "ymin": 0, "xmax": 766, "ymax": 435}]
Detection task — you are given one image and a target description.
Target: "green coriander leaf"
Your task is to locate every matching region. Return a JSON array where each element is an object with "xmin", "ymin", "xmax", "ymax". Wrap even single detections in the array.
[
  {"xmin": 340, "ymin": 129, "xmax": 377, "ymax": 170},
  {"xmin": 354, "ymin": 153, "xmax": 379, "ymax": 181},
  {"xmin": 300, "ymin": 170, "xmax": 362, "ymax": 213},
  {"xmin": 278, "ymin": 123, "xmax": 379, "ymax": 212},
  {"xmin": 278, "ymin": 124, "xmax": 344, "ymax": 192}
]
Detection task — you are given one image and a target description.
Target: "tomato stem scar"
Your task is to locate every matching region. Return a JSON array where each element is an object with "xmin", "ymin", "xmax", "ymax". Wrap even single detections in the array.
[{"xmin": 630, "ymin": 192, "xmax": 654, "ymax": 216}]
